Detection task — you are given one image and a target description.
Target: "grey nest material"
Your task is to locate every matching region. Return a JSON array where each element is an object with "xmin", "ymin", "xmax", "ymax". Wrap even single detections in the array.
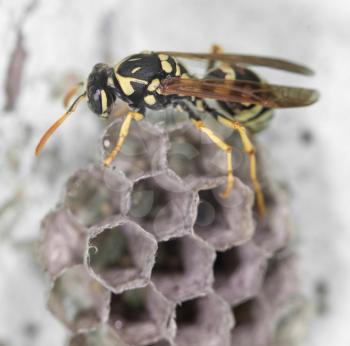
[{"xmin": 40, "ymin": 114, "xmax": 302, "ymax": 346}]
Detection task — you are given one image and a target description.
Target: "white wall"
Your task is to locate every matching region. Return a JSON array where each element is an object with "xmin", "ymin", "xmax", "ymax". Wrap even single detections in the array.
[{"xmin": 0, "ymin": 1, "xmax": 349, "ymax": 345}]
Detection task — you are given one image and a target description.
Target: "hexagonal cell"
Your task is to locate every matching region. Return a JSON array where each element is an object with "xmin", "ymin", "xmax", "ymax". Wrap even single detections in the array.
[
  {"xmin": 151, "ymin": 235, "xmax": 215, "ymax": 303},
  {"xmin": 253, "ymin": 186, "xmax": 290, "ymax": 255},
  {"xmin": 231, "ymin": 298, "xmax": 271, "ymax": 346},
  {"xmin": 68, "ymin": 326, "xmax": 128, "ymax": 346},
  {"xmin": 128, "ymin": 172, "xmax": 196, "ymax": 241},
  {"xmin": 40, "ymin": 208, "xmax": 87, "ymax": 279},
  {"xmin": 48, "ymin": 265, "xmax": 110, "ymax": 333},
  {"xmin": 175, "ymin": 292, "xmax": 233, "ymax": 346},
  {"xmin": 108, "ymin": 283, "xmax": 175, "ymax": 346},
  {"xmin": 64, "ymin": 165, "xmax": 131, "ymax": 227},
  {"xmin": 86, "ymin": 218, "xmax": 157, "ymax": 294},
  {"xmin": 167, "ymin": 122, "xmax": 244, "ymax": 190},
  {"xmin": 214, "ymin": 243, "xmax": 268, "ymax": 306},
  {"xmin": 102, "ymin": 118, "xmax": 168, "ymax": 182},
  {"xmin": 193, "ymin": 177, "xmax": 255, "ymax": 250}
]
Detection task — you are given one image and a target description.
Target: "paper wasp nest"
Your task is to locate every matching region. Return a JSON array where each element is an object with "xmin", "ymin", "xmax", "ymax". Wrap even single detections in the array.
[{"xmin": 40, "ymin": 113, "xmax": 305, "ymax": 346}]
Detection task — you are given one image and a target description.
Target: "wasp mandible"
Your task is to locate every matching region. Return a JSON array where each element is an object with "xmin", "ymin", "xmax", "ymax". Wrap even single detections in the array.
[{"xmin": 35, "ymin": 45, "xmax": 319, "ymax": 217}]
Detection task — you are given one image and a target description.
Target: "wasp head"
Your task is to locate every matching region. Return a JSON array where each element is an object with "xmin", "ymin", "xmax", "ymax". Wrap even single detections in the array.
[{"xmin": 86, "ymin": 63, "xmax": 118, "ymax": 117}]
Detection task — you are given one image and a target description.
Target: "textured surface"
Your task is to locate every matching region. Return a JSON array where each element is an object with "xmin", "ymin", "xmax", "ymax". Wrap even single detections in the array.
[
  {"xmin": 0, "ymin": 1, "xmax": 349, "ymax": 346},
  {"xmin": 39, "ymin": 118, "xmax": 298, "ymax": 346}
]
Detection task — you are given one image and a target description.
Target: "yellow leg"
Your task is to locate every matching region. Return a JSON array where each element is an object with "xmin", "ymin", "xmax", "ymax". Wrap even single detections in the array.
[
  {"xmin": 218, "ymin": 116, "xmax": 266, "ymax": 217},
  {"xmin": 193, "ymin": 120, "xmax": 234, "ymax": 198},
  {"xmin": 103, "ymin": 111, "xmax": 144, "ymax": 167}
]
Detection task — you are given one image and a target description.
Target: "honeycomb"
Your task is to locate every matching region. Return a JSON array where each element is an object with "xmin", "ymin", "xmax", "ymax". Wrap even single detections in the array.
[{"xmin": 40, "ymin": 112, "xmax": 302, "ymax": 346}]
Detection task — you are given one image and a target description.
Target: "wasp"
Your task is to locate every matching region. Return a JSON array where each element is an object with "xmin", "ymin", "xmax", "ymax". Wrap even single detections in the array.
[{"xmin": 35, "ymin": 45, "xmax": 319, "ymax": 217}]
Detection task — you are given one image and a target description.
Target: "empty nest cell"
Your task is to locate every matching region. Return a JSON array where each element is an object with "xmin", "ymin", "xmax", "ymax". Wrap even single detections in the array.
[
  {"xmin": 108, "ymin": 283, "xmax": 175, "ymax": 346},
  {"xmin": 213, "ymin": 242, "xmax": 268, "ymax": 306},
  {"xmin": 129, "ymin": 172, "xmax": 196, "ymax": 241},
  {"xmin": 231, "ymin": 298, "xmax": 270, "ymax": 346},
  {"xmin": 151, "ymin": 235, "xmax": 215, "ymax": 303},
  {"xmin": 86, "ymin": 218, "xmax": 157, "ymax": 294},
  {"xmin": 175, "ymin": 292, "xmax": 233, "ymax": 346},
  {"xmin": 64, "ymin": 165, "xmax": 131, "ymax": 227},
  {"xmin": 193, "ymin": 178, "xmax": 255, "ymax": 250}
]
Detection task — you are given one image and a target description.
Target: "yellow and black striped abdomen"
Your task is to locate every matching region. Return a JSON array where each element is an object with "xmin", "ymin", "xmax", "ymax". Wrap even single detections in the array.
[{"xmin": 205, "ymin": 64, "xmax": 273, "ymax": 133}]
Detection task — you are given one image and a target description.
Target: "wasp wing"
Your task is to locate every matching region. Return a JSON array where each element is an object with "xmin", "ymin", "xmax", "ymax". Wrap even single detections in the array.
[
  {"xmin": 160, "ymin": 77, "xmax": 319, "ymax": 108},
  {"xmin": 157, "ymin": 51, "xmax": 314, "ymax": 76}
]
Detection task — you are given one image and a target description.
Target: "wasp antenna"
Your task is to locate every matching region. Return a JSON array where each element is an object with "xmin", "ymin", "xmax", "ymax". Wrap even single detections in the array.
[
  {"xmin": 35, "ymin": 93, "xmax": 86, "ymax": 156},
  {"xmin": 63, "ymin": 82, "xmax": 84, "ymax": 108}
]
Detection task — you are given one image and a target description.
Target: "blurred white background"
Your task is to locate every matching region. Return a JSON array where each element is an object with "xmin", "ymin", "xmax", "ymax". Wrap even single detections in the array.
[{"xmin": 0, "ymin": 0, "xmax": 349, "ymax": 345}]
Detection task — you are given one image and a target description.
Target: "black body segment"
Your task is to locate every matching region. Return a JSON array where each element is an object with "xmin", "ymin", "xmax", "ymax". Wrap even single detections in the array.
[
  {"xmin": 112, "ymin": 52, "xmax": 184, "ymax": 111},
  {"xmin": 84, "ymin": 51, "xmax": 318, "ymax": 134},
  {"xmin": 102, "ymin": 52, "xmax": 275, "ymax": 133}
]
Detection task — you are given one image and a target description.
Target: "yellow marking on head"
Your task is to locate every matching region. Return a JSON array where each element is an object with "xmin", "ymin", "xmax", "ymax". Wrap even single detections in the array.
[
  {"xmin": 161, "ymin": 61, "xmax": 172, "ymax": 73},
  {"xmin": 158, "ymin": 54, "xmax": 169, "ymax": 61},
  {"xmin": 181, "ymin": 73, "xmax": 189, "ymax": 79},
  {"xmin": 144, "ymin": 95, "xmax": 156, "ymax": 105},
  {"xmin": 131, "ymin": 67, "xmax": 141, "ymax": 74},
  {"xmin": 147, "ymin": 79, "xmax": 160, "ymax": 92},
  {"xmin": 115, "ymin": 73, "xmax": 148, "ymax": 96},
  {"xmin": 100, "ymin": 90, "xmax": 108, "ymax": 113}
]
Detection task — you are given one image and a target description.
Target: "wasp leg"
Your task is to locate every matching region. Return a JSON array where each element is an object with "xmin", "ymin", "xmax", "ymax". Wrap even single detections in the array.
[
  {"xmin": 217, "ymin": 116, "xmax": 266, "ymax": 217},
  {"xmin": 173, "ymin": 99, "xmax": 234, "ymax": 197},
  {"xmin": 192, "ymin": 119, "xmax": 234, "ymax": 199},
  {"xmin": 103, "ymin": 111, "xmax": 144, "ymax": 167},
  {"xmin": 173, "ymin": 100, "xmax": 234, "ymax": 196}
]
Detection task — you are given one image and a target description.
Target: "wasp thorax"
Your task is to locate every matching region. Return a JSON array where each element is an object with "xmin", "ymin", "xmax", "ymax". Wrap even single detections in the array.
[{"xmin": 87, "ymin": 63, "xmax": 118, "ymax": 116}]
